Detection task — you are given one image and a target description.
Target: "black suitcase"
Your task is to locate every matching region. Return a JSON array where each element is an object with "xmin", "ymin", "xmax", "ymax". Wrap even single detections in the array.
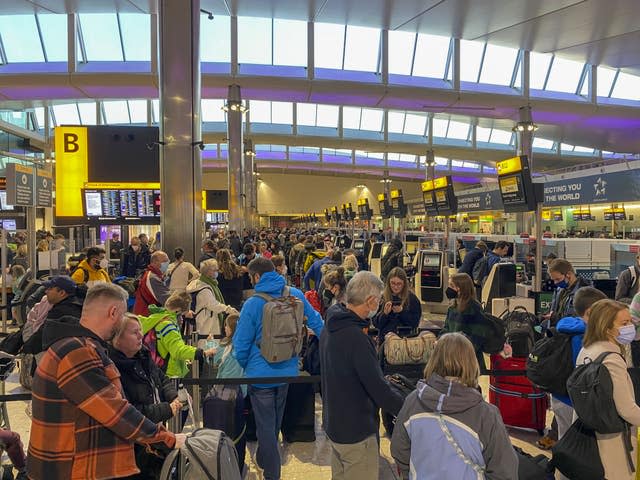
[
  {"xmin": 382, "ymin": 374, "xmax": 418, "ymax": 436},
  {"xmin": 280, "ymin": 382, "xmax": 316, "ymax": 443}
]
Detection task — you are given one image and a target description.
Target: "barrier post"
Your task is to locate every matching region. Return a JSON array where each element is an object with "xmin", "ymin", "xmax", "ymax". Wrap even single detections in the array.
[
  {"xmin": 168, "ymin": 378, "xmax": 182, "ymax": 433},
  {"xmin": 190, "ymin": 331, "xmax": 201, "ymax": 428}
]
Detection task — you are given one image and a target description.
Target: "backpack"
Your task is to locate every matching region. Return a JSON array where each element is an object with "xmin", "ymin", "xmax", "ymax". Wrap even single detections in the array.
[
  {"xmin": 254, "ymin": 286, "xmax": 306, "ymax": 363},
  {"xmin": 501, "ymin": 307, "xmax": 537, "ymax": 356},
  {"xmin": 480, "ymin": 312, "xmax": 506, "ymax": 354},
  {"xmin": 190, "ymin": 287, "xmax": 211, "ymax": 318},
  {"xmin": 472, "ymin": 256, "xmax": 489, "ymax": 285},
  {"xmin": 549, "ymin": 419, "xmax": 605, "ymax": 480},
  {"xmin": 566, "ymin": 351, "xmax": 626, "ymax": 434},
  {"xmin": 303, "ymin": 251, "xmax": 326, "ymax": 274},
  {"xmin": 70, "ymin": 265, "xmax": 90, "ymax": 284},
  {"xmin": 526, "ymin": 328, "xmax": 575, "ymax": 396},
  {"xmin": 142, "ymin": 316, "xmax": 171, "ymax": 370},
  {"xmin": 514, "ymin": 446, "xmax": 550, "ymax": 480},
  {"xmin": 159, "ymin": 428, "xmax": 241, "ymax": 480}
]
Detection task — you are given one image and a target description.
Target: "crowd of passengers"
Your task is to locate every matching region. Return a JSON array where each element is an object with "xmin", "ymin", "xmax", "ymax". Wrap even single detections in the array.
[{"xmin": 1, "ymin": 227, "xmax": 640, "ymax": 479}]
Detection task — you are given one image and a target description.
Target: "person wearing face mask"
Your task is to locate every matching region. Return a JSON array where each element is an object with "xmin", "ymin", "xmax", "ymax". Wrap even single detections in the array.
[
  {"xmin": 27, "ymin": 283, "xmax": 184, "ymax": 480},
  {"xmin": 322, "ymin": 267, "xmax": 347, "ymax": 310},
  {"xmin": 575, "ymin": 299, "xmax": 640, "ymax": 480},
  {"xmin": 133, "ymin": 250, "xmax": 171, "ymax": 316},
  {"xmin": 70, "ymin": 247, "xmax": 111, "ymax": 287},
  {"xmin": 547, "ymin": 258, "xmax": 591, "ymax": 327},
  {"xmin": 441, "ymin": 273, "xmax": 491, "ymax": 372},
  {"xmin": 319, "ymin": 271, "xmax": 403, "ymax": 480},
  {"xmin": 373, "ymin": 267, "xmax": 421, "ymax": 342},
  {"xmin": 186, "ymin": 259, "xmax": 238, "ymax": 337},
  {"xmin": 121, "ymin": 237, "xmax": 151, "ymax": 278}
]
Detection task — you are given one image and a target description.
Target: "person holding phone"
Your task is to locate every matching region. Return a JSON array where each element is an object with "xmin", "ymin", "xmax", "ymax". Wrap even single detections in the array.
[{"xmin": 373, "ymin": 267, "xmax": 422, "ymax": 342}]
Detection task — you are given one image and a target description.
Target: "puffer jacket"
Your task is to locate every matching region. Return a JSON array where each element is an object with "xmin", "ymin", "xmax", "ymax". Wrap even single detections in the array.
[{"xmin": 391, "ymin": 373, "xmax": 518, "ymax": 480}]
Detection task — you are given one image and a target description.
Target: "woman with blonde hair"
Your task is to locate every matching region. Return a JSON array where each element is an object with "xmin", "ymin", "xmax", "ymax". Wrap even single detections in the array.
[
  {"xmin": 575, "ymin": 299, "xmax": 640, "ymax": 479},
  {"xmin": 374, "ymin": 266, "xmax": 421, "ymax": 340},
  {"xmin": 341, "ymin": 254, "xmax": 358, "ymax": 282},
  {"xmin": 391, "ymin": 333, "xmax": 517, "ymax": 479}
]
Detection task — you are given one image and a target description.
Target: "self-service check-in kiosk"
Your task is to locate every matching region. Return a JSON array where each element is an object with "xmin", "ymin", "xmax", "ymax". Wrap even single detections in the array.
[
  {"xmin": 369, "ymin": 242, "xmax": 389, "ymax": 278},
  {"xmin": 414, "ymin": 250, "xmax": 450, "ymax": 313}
]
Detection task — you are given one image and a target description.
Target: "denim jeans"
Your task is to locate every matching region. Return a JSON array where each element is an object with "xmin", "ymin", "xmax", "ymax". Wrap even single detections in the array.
[{"xmin": 248, "ymin": 384, "xmax": 289, "ymax": 480}]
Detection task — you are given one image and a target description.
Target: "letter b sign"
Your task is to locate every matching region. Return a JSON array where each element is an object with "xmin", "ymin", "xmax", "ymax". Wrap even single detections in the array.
[{"xmin": 63, "ymin": 133, "xmax": 79, "ymax": 153}]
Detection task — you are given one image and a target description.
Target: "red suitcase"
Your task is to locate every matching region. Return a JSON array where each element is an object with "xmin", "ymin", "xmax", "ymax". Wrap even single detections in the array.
[{"xmin": 489, "ymin": 354, "xmax": 548, "ymax": 434}]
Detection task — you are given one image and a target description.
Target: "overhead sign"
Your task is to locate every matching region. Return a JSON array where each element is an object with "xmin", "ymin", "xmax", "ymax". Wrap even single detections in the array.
[
  {"xmin": 496, "ymin": 156, "xmax": 524, "ymax": 176},
  {"xmin": 6, "ymin": 163, "xmax": 34, "ymax": 207},
  {"xmin": 35, "ymin": 169, "xmax": 52, "ymax": 207},
  {"xmin": 456, "ymin": 189, "xmax": 504, "ymax": 212},
  {"xmin": 55, "ymin": 126, "xmax": 88, "ymax": 217},
  {"xmin": 542, "ymin": 168, "xmax": 640, "ymax": 206}
]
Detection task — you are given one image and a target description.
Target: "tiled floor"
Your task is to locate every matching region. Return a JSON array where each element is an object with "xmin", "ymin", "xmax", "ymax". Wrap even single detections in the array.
[{"xmin": 3, "ymin": 357, "xmax": 551, "ymax": 479}]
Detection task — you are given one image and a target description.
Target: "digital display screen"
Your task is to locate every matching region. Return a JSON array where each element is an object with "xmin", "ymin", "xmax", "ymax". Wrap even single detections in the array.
[
  {"xmin": 422, "ymin": 254, "xmax": 441, "ymax": 268},
  {"xmin": 83, "ymin": 188, "xmax": 162, "ymax": 220},
  {"xmin": 353, "ymin": 240, "xmax": 364, "ymax": 250},
  {"xmin": 206, "ymin": 212, "xmax": 228, "ymax": 224},
  {"xmin": 84, "ymin": 191, "xmax": 104, "ymax": 217},
  {"xmin": 423, "ymin": 190, "xmax": 435, "ymax": 207},
  {"xmin": 2, "ymin": 219, "xmax": 16, "ymax": 231},
  {"xmin": 499, "ymin": 174, "xmax": 526, "ymax": 206},
  {"xmin": 604, "ymin": 209, "xmax": 626, "ymax": 221},
  {"xmin": 553, "ymin": 211, "xmax": 563, "ymax": 221},
  {"xmin": 435, "ymin": 189, "xmax": 447, "ymax": 204},
  {"xmin": 0, "ymin": 191, "xmax": 14, "ymax": 211}
]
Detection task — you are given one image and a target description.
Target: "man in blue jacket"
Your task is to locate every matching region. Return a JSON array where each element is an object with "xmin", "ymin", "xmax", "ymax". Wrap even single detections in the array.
[{"xmin": 233, "ymin": 257, "xmax": 323, "ymax": 480}]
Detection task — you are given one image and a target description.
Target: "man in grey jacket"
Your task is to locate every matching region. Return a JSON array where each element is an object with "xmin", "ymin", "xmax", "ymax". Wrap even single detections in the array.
[{"xmin": 615, "ymin": 255, "xmax": 640, "ymax": 304}]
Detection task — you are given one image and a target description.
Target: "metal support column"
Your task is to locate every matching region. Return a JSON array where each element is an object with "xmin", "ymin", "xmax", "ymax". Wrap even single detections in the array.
[
  {"xmin": 243, "ymin": 139, "xmax": 255, "ymax": 229},
  {"xmin": 159, "ymin": 0, "xmax": 203, "ymax": 263},
  {"xmin": 226, "ymin": 85, "xmax": 245, "ymax": 232}
]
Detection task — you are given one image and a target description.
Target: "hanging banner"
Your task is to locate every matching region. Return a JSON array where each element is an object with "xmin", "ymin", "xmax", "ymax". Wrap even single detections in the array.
[
  {"xmin": 456, "ymin": 189, "xmax": 504, "ymax": 212},
  {"xmin": 542, "ymin": 169, "xmax": 640, "ymax": 206}
]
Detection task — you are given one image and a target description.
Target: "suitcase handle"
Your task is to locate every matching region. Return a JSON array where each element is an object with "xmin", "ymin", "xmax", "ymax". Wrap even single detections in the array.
[{"xmin": 489, "ymin": 384, "xmax": 547, "ymax": 400}]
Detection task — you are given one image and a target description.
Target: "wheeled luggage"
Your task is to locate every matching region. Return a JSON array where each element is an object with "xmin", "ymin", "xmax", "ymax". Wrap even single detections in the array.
[
  {"xmin": 280, "ymin": 382, "xmax": 316, "ymax": 443},
  {"xmin": 382, "ymin": 374, "xmax": 418, "ymax": 436}
]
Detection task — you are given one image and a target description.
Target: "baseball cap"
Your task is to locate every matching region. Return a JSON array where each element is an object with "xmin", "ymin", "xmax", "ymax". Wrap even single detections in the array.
[{"xmin": 43, "ymin": 276, "xmax": 76, "ymax": 294}]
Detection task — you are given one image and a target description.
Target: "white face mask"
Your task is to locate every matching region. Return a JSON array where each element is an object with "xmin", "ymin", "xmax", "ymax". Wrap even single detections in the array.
[{"xmin": 99, "ymin": 258, "xmax": 109, "ymax": 270}]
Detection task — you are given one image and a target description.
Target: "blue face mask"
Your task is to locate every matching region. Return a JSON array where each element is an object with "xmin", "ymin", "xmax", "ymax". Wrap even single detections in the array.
[
  {"xmin": 555, "ymin": 277, "xmax": 569, "ymax": 289},
  {"xmin": 617, "ymin": 324, "xmax": 636, "ymax": 345},
  {"xmin": 160, "ymin": 261, "xmax": 170, "ymax": 274}
]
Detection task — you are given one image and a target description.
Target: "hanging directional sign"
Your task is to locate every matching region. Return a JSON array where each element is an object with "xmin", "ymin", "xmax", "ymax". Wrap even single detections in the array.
[
  {"xmin": 6, "ymin": 163, "xmax": 34, "ymax": 207},
  {"xmin": 35, "ymin": 169, "xmax": 53, "ymax": 207}
]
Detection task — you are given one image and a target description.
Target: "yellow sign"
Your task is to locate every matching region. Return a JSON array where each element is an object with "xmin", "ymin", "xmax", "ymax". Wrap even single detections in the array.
[
  {"xmin": 357, "ymin": 198, "xmax": 367, "ymax": 206},
  {"xmin": 499, "ymin": 176, "xmax": 519, "ymax": 193},
  {"xmin": 377, "ymin": 193, "xmax": 387, "ymax": 202},
  {"xmin": 542, "ymin": 210, "xmax": 552, "ymax": 221},
  {"xmin": 390, "ymin": 189, "xmax": 401, "ymax": 199},
  {"xmin": 55, "ymin": 126, "xmax": 88, "ymax": 217},
  {"xmin": 344, "ymin": 202, "xmax": 352, "ymax": 209},
  {"xmin": 84, "ymin": 182, "xmax": 161, "ymax": 189},
  {"xmin": 496, "ymin": 156, "xmax": 523, "ymax": 176},
  {"xmin": 421, "ymin": 180, "xmax": 434, "ymax": 192},
  {"xmin": 331, "ymin": 206, "xmax": 338, "ymax": 213},
  {"xmin": 432, "ymin": 177, "xmax": 449, "ymax": 189}
]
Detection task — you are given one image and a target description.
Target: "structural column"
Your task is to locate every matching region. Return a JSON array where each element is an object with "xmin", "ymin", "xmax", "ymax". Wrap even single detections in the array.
[
  {"xmin": 243, "ymin": 139, "xmax": 255, "ymax": 229},
  {"xmin": 158, "ymin": 0, "xmax": 203, "ymax": 263},
  {"xmin": 226, "ymin": 85, "xmax": 245, "ymax": 232}
]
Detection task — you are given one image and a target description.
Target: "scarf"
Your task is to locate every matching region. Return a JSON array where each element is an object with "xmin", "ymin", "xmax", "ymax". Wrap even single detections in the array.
[{"xmin": 200, "ymin": 274, "xmax": 226, "ymax": 332}]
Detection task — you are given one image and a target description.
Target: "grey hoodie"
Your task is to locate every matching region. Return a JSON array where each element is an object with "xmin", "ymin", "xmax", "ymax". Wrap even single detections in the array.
[{"xmin": 391, "ymin": 373, "xmax": 518, "ymax": 480}]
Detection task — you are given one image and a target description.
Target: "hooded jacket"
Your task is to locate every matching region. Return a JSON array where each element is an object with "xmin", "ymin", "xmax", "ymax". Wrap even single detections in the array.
[
  {"xmin": 232, "ymin": 271, "xmax": 323, "ymax": 387},
  {"xmin": 550, "ymin": 276, "xmax": 591, "ymax": 325},
  {"xmin": 121, "ymin": 244, "xmax": 150, "ymax": 278},
  {"xmin": 133, "ymin": 264, "xmax": 170, "ymax": 316},
  {"xmin": 320, "ymin": 303, "xmax": 404, "ymax": 444},
  {"xmin": 458, "ymin": 247, "xmax": 485, "ymax": 276},
  {"xmin": 70, "ymin": 258, "xmax": 110, "ymax": 286},
  {"xmin": 28, "ymin": 317, "xmax": 175, "ymax": 480},
  {"xmin": 553, "ymin": 315, "xmax": 587, "ymax": 406},
  {"xmin": 391, "ymin": 374, "xmax": 518, "ymax": 480}
]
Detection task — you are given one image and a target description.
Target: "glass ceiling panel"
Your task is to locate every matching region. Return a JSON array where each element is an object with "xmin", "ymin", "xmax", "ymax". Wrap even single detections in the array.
[
  {"xmin": 273, "ymin": 19, "xmax": 307, "ymax": 67},
  {"xmin": 435, "ymin": 156, "xmax": 448, "ymax": 166},
  {"xmin": 460, "ymin": 40, "xmax": 484, "ymax": 82},
  {"xmin": 546, "ymin": 56, "xmax": 583, "ymax": 93},
  {"xmin": 296, "ymin": 103, "xmax": 316, "ymax": 126},
  {"xmin": 359, "ymin": 108, "xmax": 383, "ymax": 131},
  {"xmin": 404, "ymin": 113, "xmax": 427, "ymax": 135},
  {"xmin": 315, "ymin": 23, "xmax": 345, "ymax": 69},
  {"xmin": 119, "ymin": 14, "xmax": 150, "ymax": 61},
  {"xmin": 248, "ymin": 100, "xmax": 271, "ymax": 123},
  {"xmin": 79, "ymin": 14, "xmax": 123, "ymax": 61},
  {"xmin": 560, "ymin": 143, "xmax": 575, "ymax": 152},
  {"xmin": 431, "ymin": 118, "xmax": 449, "ymax": 137},
  {"xmin": 128, "ymin": 100, "xmax": 147, "ymax": 123},
  {"xmin": 343, "ymin": 25, "xmax": 380, "ymax": 72},
  {"xmin": 238, "ymin": 16, "xmax": 272, "ymax": 65},
  {"xmin": 530, "ymin": 52, "xmax": 552, "ymax": 89},
  {"xmin": 533, "ymin": 137, "xmax": 554, "ymax": 149},
  {"xmin": 388, "ymin": 31, "xmax": 415, "ymax": 75},
  {"xmin": 611, "ymin": 72, "xmax": 640, "ymax": 101},
  {"xmin": 316, "ymin": 105, "xmax": 339, "ymax": 127},
  {"xmin": 152, "ymin": 100, "xmax": 159, "ymax": 123},
  {"xmin": 271, "ymin": 101, "xmax": 293, "ymax": 125},
  {"xmin": 77, "ymin": 102, "xmax": 96, "ymax": 125},
  {"xmin": 480, "ymin": 44, "xmax": 518, "ymax": 85},
  {"xmin": 413, "ymin": 33, "xmax": 450, "ymax": 78},
  {"xmin": 52, "ymin": 104, "xmax": 79, "ymax": 125},
  {"xmin": 597, "ymin": 67, "xmax": 617, "ymax": 97},
  {"xmin": 38, "ymin": 15, "xmax": 67, "ymax": 62},
  {"xmin": 573, "ymin": 146, "xmax": 594, "ymax": 153},
  {"xmin": 342, "ymin": 107, "xmax": 361, "ymax": 129},
  {"xmin": 387, "ymin": 111, "xmax": 405, "ymax": 133},
  {"xmin": 0, "ymin": 15, "xmax": 44, "ymax": 62},
  {"xmin": 201, "ymin": 15, "xmax": 231, "ymax": 62},
  {"xmin": 489, "ymin": 129, "xmax": 512, "ymax": 144},
  {"xmin": 103, "ymin": 100, "xmax": 130, "ymax": 124},
  {"xmin": 201, "ymin": 99, "xmax": 225, "ymax": 122},
  {"xmin": 447, "ymin": 121, "xmax": 470, "ymax": 140},
  {"xmin": 476, "ymin": 126, "xmax": 491, "ymax": 142}
]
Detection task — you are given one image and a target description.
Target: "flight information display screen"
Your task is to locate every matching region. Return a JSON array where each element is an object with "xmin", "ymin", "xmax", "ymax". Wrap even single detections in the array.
[
  {"xmin": 83, "ymin": 189, "xmax": 161, "ymax": 221},
  {"xmin": 499, "ymin": 174, "xmax": 526, "ymax": 207}
]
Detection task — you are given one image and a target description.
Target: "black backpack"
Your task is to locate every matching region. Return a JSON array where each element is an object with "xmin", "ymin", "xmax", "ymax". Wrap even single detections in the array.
[
  {"xmin": 472, "ymin": 256, "xmax": 488, "ymax": 285},
  {"xmin": 550, "ymin": 419, "xmax": 605, "ymax": 480},
  {"xmin": 526, "ymin": 328, "xmax": 575, "ymax": 396},
  {"xmin": 566, "ymin": 351, "xmax": 625, "ymax": 434},
  {"xmin": 480, "ymin": 312, "xmax": 506, "ymax": 354},
  {"xmin": 502, "ymin": 307, "xmax": 537, "ymax": 356}
]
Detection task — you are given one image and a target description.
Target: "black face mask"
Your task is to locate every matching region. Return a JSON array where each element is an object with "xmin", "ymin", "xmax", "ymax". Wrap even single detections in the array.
[{"xmin": 445, "ymin": 287, "xmax": 458, "ymax": 299}]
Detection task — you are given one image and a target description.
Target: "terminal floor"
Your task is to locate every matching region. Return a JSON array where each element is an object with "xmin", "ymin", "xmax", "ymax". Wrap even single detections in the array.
[{"xmin": 3, "ymin": 360, "xmax": 552, "ymax": 479}]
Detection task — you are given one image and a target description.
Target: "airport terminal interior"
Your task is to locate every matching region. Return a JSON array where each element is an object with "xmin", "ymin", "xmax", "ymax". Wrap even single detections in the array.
[{"xmin": 0, "ymin": 0, "xmax": 640, "ymax": 478}]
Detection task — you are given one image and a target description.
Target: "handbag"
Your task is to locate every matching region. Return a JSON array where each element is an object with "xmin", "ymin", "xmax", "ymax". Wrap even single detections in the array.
[
  {"xmin": 550, "ymin": 419, "xmax": 605, "ymax": 480},
  {"xmin": 383, "ymin": 331, "xmax": 436, "ymax": 365}
]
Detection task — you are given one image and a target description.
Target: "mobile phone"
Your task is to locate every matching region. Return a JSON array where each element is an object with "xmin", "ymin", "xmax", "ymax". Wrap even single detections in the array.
[{"xmin": 392, "ymin": 299, "xmax": 402, "ymax": 306}]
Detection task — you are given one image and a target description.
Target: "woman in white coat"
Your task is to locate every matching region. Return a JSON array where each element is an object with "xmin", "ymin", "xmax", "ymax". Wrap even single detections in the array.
[{"xmin": 577, "ymin": 299, "xmax": 640, "ymax": 480}]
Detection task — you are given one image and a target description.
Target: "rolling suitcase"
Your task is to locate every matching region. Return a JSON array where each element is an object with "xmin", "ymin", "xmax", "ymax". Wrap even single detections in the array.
[
  {"xmin": 281, "ymin": 382, "xmax": 316, "ymax": 443},
  {"xmin": 489, "ymin": 354, "xmax": 548, "ymax": 434}
]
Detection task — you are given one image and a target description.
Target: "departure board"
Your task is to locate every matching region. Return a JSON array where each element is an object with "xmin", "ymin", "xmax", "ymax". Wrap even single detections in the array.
[
  {"xmin": 120, "ymin": 190, "xmax": 138, "ymax": 217},
  {"xmin": 137, "ymin": 190, "xmax": 156, "ymax": 217},
  {"xmin": 83, "ymin": 188, "xmax": 161, "ymax": 222}
]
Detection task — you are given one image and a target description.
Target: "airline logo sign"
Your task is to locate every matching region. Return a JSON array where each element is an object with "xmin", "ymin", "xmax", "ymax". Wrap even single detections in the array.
[{"xmin": 6, "ymin": 163, "xmax": 34, "ymax": 207}]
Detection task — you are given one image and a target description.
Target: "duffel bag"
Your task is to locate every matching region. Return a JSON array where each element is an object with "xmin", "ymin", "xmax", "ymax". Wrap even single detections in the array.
[{"xmin": 383, "ymin": 331, "xmax": 436, "ymax": 366}]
